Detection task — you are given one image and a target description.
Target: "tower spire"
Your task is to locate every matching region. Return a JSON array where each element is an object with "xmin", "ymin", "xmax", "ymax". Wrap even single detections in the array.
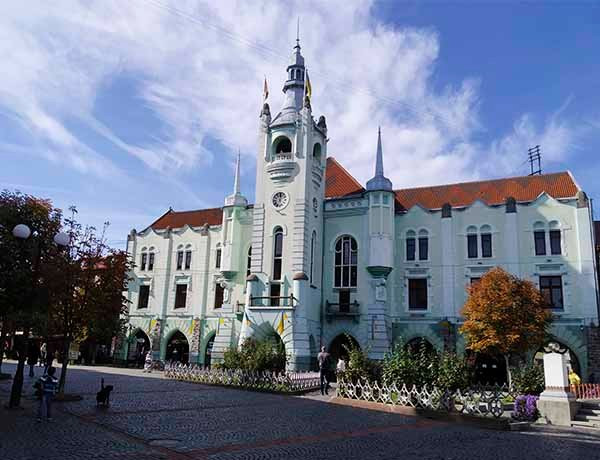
[
  {"xmin": 296, "ymin": 17, "xmax": 300, "ymax": 48},
  {"xmin": 225, "ymin": 151, "xmax": 247, "ymax": 207},
  {"xmin": 366, "ymin": 127, "xmax": 393, "ymax": 192}
]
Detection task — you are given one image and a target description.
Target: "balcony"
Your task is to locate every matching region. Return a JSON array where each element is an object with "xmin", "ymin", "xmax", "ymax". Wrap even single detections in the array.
[
  {"xmin": 325, "ymin": 300, "xmax": 360, "ymax": 323},
  {"xmin": 266, "ymin": 153, "xmax": 296, "ymax": 181},
  {"xmin": 248, "ymin": 294, "xmax": 297, "ymax": 309}
]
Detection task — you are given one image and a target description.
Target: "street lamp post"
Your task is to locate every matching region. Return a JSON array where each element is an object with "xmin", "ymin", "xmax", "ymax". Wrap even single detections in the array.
[{"xmin": 7, "ymin": 223, "xmax": 69, "ymax": 409}]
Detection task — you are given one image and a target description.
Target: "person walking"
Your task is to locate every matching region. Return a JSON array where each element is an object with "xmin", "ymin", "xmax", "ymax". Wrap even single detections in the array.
[
  {"xmin": 336, "ymin": 357, "xmax": 346, "ymax": 378},
  {"xmin": 36, "ymin": 367, "xmax": 58, "ymax": 422},
  {"xmin": 39, "ymin": 342, "xmax": 47, "ymax": 367},
  {"xmin": 317, "ymin": 346, "xmax": 331, "ymax": 396},
  {"xmin": 143, "ymin": 350, "xmax": 153, "ymax": 373},
  {"xmin": 27, "ymin": 342, "xmax": 40, "ymax": 378}
]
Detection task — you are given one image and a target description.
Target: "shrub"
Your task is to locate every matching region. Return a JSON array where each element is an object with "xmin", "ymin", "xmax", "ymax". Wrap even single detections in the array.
[
  {"xmin": 511, "ymin": 364, "xmax": 545, "ymax": 395},
  {"xmin": 220, "ymin": 337, "xmax": 286, "ymax": 373},
  {"xmin": 435, "ymin": 352, "xmax": 473, "ymax": 391},
  {"xmin": 341, "ymin": 335, "xmax": 381, "ymax": 383},
  {"xmin": 512, "ymin": 395, "xmax": 540, "ymax": 422}
]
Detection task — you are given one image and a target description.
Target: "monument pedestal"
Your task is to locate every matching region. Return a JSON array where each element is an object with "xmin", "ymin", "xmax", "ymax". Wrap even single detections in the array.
[{"xmin": 538, "ymin": 348, "xmax": 579, "ymax": 426}]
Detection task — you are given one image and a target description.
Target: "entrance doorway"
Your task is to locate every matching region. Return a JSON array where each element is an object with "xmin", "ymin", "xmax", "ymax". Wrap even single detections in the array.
[
  {"xmin": 166, "ymin": 331, "xmax": 189, "ymax": 364},
  {"xmin": 204, "ymin": 334, "xmax": 215, "ymax": 368},
  {"xmin": 328, "ymin": 334, "xmax": 359, "ymax": 365},
  {"xmin": 128, "ymin": 329, "xmax": 150, "ymax": 367}
]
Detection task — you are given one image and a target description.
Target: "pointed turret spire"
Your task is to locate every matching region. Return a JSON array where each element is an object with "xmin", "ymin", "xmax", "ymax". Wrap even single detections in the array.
[
  {"xmin": 225, "ymin": 151, "xmax": 248, "ymax": 207},
  {"xmin": 366, "ymin": 127, "xmax": 393, "ymax": 192}
]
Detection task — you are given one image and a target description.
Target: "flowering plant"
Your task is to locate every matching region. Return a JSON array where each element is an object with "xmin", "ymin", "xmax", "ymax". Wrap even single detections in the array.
[{"xmin": 512, "ymin": 395, "xmax": 539, "ymax": 422}]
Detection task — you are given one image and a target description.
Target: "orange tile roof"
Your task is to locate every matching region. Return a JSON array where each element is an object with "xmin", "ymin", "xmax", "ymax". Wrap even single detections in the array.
[
  {"xmin": 325, "ymin": 157, "xmax": 365, "ymax": 198},
  {"xmin": 394, "ymin": 172, "xmax": 579, "ymax": 212},
  {"xmin": 151, "ymin": 207, "xmax": 223, "ymax": 230}
]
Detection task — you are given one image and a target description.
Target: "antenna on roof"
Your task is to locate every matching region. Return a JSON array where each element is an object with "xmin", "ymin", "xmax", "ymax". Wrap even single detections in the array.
[{"xmin": 528, "ymin": 145, "xmax": 542, "ymax": 176}]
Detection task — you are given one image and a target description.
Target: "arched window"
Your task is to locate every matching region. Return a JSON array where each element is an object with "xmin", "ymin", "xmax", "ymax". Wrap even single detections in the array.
[
  {"xmin": 310, "ymin": 231, "xmax": 316, "ymax": 284},
  {"xmin": 534, "ymin": 221, "xmax": 546, "ymax": 255},
  {"xmin": 273, "ymin": 227, "xmax": 283, "ymax": 280},
  {"xmin": 215, "ymin": 244, "xmax": 222, "ymax": 269},
  {"xmin": 176, "ymin": 245, "xmax": 184, "ymax": 270},
  {"xmin": 184, "ymin": 244, "xmax": 192, "ymax": 270},
  {"xmin": 274, "ymin": 137, "xmax": 292, "ymax": 155},
  {"xmin": 140, "ymin": 247, "xmax": 148, "ymax": 271},
  {"xmin": 246, "ymin": 246, "xmax": 252, "ymax": 277},
  {"xmin": 480, "ymin": 225, "xmax": 492, "ymax": 258},
  {"xmin": 334, "ymin": 235, "xmax": 357, "ymax": 288},
  {"xmin": 148, "ymin": 247, "xmax": 155, "ymax": 271},
  {"xmin": 534, "ymin": 221, "xmax": 562, "ymax": 256},
  {"xmin": 549, "ymin": 221, "xmax": 562, "ymax": 255},
  {"xmin": 291, "ymin": 69, "xmax": 295, "ymax": 80},
  {"xmin": 466, "ymin": 226, "xmax": 478, "ymax": 259},
  {"xmin": 313, "ymin": 143, "xmax": 322, "ymax": 162},
  {"xmin": 406, "ymin": 230, "xmax": 416, "ymax": 261},
  {"xmin": 418, "ymin": 229, "xmax": 429, "ymax": 261}
]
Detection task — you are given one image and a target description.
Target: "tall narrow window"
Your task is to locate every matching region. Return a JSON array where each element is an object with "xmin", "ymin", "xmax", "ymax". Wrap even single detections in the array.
[
  {"xmin": 310, "ymin": 231, "xmax": 316, "ymax": 284},
  {"xmin": 418, "ymin": 230, "xmax": 428, "ymax": 261},
  {"xmin": 148, "ymin": 252, "xmax": 154, "ymax": 271},
  {"xmin": 550, "ymin": 230, "xmax": 561, "ymax": 255},
  {"xmin": 481, "ymin": 233, "xmax": 492, "ymax": 258},
  {"xmin": 334, "ymin": 235, "xmax": 357, "ymax": 288},
  {"xmin": 215, "ymin": 247, "xmax": 221, "ymax": 269},
  {"xmin": 185, "ymin": 249, "xmax": 192, "ymax": 270},
  {"xmin": 174, "ymin": 284, "xmax": 187, "ymax": 309},
  {"xmin": 540, "ymin": 276, "xmax": 563, "ymax": 309},
  {"xmin": 534, "ymin": 230, "xmax": 546, "ymax": 255},
  {"xmin": 214, "ymin": 283, "xmax": 224, "ymax": 309},
  {"xmin": 270, "ymin": 283, "xmax": 281, "ymax": 306},
  {"xmin": 176, "ymin": 250, "xmax": 184, "ymax": 270},
  {"xmin": 273, "ymin": 227, "xmax": 283, "ymax": 280},
  {"xmin": 408, "ymin": 279, "xmax": 427, "ymax": 310},
  {"xmin": 138, "ymin": 285, "xmax": 150, "ymax": 309},
  {"xmin": 141, "ymin": 253, "xmax": 147, "ymax": 271},
  {"xmin": 467, "ymin": 234, "xmax": 478, "ymax": 258},
  {"xmin": 246, "ymin": 247, "xmax": 252, "ymax": 277},
  {"xmin": 406, "ymin": 231, "xmax": 416, "ymax": 261}
]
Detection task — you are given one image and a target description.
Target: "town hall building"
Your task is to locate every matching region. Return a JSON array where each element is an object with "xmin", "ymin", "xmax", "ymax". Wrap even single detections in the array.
[{"xmin": 117, "ymin": 40, "xmax": 600, "ymax": 379}]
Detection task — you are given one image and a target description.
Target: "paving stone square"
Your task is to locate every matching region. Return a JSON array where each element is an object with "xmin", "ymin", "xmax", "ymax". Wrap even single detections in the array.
[{"xmin": 2, "ymin": 362, "xmax": 600, "ymax": 460}]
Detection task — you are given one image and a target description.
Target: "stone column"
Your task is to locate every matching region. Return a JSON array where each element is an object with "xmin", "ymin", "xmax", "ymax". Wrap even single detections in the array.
[{"xmin": 538, "ymin": 347, "xmax": 578, "ymax": 426}]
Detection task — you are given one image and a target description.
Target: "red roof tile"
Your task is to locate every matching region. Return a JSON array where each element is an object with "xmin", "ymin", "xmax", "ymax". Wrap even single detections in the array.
[
  {"xmin": 394, "ymin": 172, "xmax": 579, "ymax": 212},
  {"xmin": 151, "ymin": 207, "xmax": 223, "ymax": 230},
  {"xmin": 325, "ymin": 157, "xmax": 365, "ymax": 198}
]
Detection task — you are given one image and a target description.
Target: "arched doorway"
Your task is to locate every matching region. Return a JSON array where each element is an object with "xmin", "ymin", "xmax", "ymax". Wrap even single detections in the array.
[
  {"xmin": 534, "ymin": 342, "xmax": 581, "ymax": 377},
  {"xmin": 166, "ymin": 331, "xmax": 189, "ymax": 364},
  {"xmin": 405, "ymin": 337, "xmax": 436, "ymax": 355},
  {"xmin": 204, "ymin": 334, "xmax": 215, "ymax": 368},
  {"xmin": 472, "ymin": 353, "xmax": 507, "ymax": 385},
  {"xmin": 128, "ymin": 329, "xmax": 150, "ymax": 367},
  {"xmin": 328, "ymin": 334, "xmax": 359, "ymax": 364}
]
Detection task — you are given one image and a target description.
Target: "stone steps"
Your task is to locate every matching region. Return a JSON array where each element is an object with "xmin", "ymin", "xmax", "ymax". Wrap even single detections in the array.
[{"xmin": 572, "ymin": 402, "xmax": 600, "ymax": 429}]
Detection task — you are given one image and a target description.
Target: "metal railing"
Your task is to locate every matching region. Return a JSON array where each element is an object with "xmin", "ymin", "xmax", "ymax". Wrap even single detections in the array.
[
  {"xmin": 325, "ymin": 300, "xmax": 360, "ymax": 322},
  {"xmin": 272, "ymin": 153, "xmax": 293, "ymax": 161},
  {"xmin": 571, "ymin": 384, "xmax": 600, "ymax": 400},
  {"xmin": 249, "ymin": 294, "xmax": 296, "ymax": 308}
]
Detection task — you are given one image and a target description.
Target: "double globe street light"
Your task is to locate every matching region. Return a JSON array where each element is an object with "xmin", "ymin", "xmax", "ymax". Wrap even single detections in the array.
[{"xmin": 12, "ymin": 223, "xmax": 70, "ymax": 247}]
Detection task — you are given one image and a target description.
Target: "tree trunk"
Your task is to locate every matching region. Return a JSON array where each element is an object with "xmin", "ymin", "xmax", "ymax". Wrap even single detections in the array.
[
  {"xmin": 504, "ymin": 354, "xmax": 512, "ymax": 389},
  {"xmin": 8, "ymin": 330, "xmax": 29, "ymax": 408},
  {"xmin": 0, "ymin": 320, "xmax": 7, "ymax": 373},
  {"xmin": 58, "ymin": 338, "xmax": 70, "ymax": 395}
]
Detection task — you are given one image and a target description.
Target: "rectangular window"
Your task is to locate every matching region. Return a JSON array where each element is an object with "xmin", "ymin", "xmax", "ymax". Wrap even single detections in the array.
[
  {"xmin": 215, "ymin": 248, "xmax": 221, "ymax": 269},
  {"xmin": 540, "ymin": 276, "xmax": 563, "ymax": 309},
  {"xmin": 481, "ymin": 234, "xmax": 492, "ymax": 258},
  {"xmin": 406, "ymin": 238, "xmax": 416, "ymax": 261},
  {"xmin": 185, "ymin": 250, "xmax": 192, "ymax": 270},
  {"xmin": 148, "ymin": 253, "xmax": 154, "ymax": 271},
  {"xmin": 550, "ymin": 230, "xmax": 561, "ymax": 255},
  {"xmin": 214, "ymin": 283, "xmax": 224, "ymax": 309},
  {"xmin": 408, "ymin": 279, "xmax": 428, "ymax": 310},
  {"xmin": 174, "ymin": 284, "xmax": 187, "ymax": 309},
  {"xmin": 138, "ymin": 285, "xmax": 150, "ymax": 309},
  {"xmin": 176, "ymin": 251, "xmax": 184, "ymax": 270},
  {"xmin": 467, "ymin": 234, "xmax": 478, "ymax": 258},
  {"xmin": 339, "ymin": 289, "xmax": 351, "ymax": 313},
  {"xmin": 470, "ymin": 277, "xmax": 481, "ymax": 286},
  {"xmin": 418, "ymin": 237, "xmax": 428, "ymax": 261},
  {"xmin": 534, "ymin": 231, "xmax": 546, "ymax": 255},
  {"xmin": 270, "ymin": 283, "xmax": 281, "ymax": 307},
  {"xmin": 141, "ymin": 253, "xmax": 147, "ymax": 271}
]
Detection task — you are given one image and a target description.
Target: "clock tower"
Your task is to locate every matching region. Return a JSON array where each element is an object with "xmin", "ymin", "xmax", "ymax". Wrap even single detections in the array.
[{"xmin": 241, "ymin": 38, "xmax": 327, "ymax": 370}]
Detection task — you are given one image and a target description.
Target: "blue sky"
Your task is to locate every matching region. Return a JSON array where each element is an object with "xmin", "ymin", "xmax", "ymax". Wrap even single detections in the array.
[{"xmin": 1, "ymin": 1, "xmax": 599, "ymax": 247}]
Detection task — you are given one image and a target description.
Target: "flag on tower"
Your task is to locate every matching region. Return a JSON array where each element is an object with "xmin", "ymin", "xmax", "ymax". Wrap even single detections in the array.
[
  {"xmin": 263, "ymin": 77, "xmax": 269, "ymax": 101},
  {"xmin": 277, "ymin": 313, "xmax": 287, "ymax": 335},
  {"xmin": 305, "ymin": 71, "xmax": 312, "ymax": 101}
]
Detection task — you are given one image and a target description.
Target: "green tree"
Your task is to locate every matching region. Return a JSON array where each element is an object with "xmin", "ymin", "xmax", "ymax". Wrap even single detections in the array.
[
  {"xmin": 0, "ymin": 190, "xmax": 62, "ymax": 407},
  {"xmin": 460, "ymin": 267, "xmax": 553, "ymax": 387}
]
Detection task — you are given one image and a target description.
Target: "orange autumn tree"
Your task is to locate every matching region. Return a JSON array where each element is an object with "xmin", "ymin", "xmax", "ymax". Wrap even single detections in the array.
[{"xmin": 460, "ymin": 267, "xmax": 553, "ymax": 386}]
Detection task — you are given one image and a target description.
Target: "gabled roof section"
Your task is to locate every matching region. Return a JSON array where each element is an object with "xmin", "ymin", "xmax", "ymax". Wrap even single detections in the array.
[
  {"xmin": 394, "ymin": 172, "xmax": 579, "ymax": 212},
  {"xmin": 150, "ymin": 207, "xmax": 223, "ymax": 230},
  {"xmin": 325, "ymin": 157, "xmax": 365, "ymax": 198}
]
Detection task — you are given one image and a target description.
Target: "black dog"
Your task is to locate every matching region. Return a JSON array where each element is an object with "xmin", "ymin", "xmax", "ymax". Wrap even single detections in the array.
[{"xmin": 96, "ymin": 378, "xmax": 114, "ymax": 407}]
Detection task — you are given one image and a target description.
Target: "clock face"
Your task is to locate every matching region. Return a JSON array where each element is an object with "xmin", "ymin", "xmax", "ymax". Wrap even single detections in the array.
[{"xmin": 272, "ymin": 191, "xmax": 289, "ymax": 210}]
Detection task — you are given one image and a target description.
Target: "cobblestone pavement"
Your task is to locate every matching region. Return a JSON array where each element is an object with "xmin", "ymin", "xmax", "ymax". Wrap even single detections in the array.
[{"xmin": 2, "ymin": 362, "xmax": 600, "ymax": 459}]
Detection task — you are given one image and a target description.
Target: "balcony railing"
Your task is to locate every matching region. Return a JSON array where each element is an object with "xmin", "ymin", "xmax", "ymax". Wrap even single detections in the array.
[
  {"xmin": 325, "ymin": 300, "xmax": 360, "ymax": 323},
  {"xmin": 248, "ymin": 294, "xmax": 297, "ymax": 308}
]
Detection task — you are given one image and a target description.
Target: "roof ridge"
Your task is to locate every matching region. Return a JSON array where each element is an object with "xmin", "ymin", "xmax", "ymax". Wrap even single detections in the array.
[
  {"xmin": 168, "ymin": 206, "xmax": 223, "ymax": 214},
  {"xmin": 394, "ymin": 171, "xmax": 571, "ymax": 193}
]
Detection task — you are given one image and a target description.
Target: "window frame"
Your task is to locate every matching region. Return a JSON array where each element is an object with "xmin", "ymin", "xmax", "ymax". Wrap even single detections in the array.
[
  {"xmin": 467, "ymin": 234, "xmax": 478, "ymax": 259},
  {"xmin": 174, "ymin": 283, "xmax": 187, "ymax": 310},
  {"xmin": 534, "ymin": 230, "xmax": 547, "ymax": 256},
  {"xmin": 272, "ymin": 227, "xmax": 283, "ymax": 281},
  {"xmin": 334, "ymin": 235, "xmax": 358, "ymax": 289},
  {"xmin": 214, "ymin": 283, "xmax": 224, "ymax": 309},
  {"xmin": 549, "ymin": 230, "xmax": 562, "ymax": 255},
  {"xmin": 184, "ymin": 250, "xmax": 192, "ymax": 270},
  {"xmin": 408, "ymin": 278, "xmax": 428, "ymax": 311},
  {"xmin": 140, "ymin": 253, "xmax": 147, "ymax": 271},
  {"xmin": 138, "ymin": 285, "xmax": 150, "ymax": 309},
  {"xmin": 539, "ymin": 276, "xmax": 564, "ymax": 310},
  {"xmin": 215, "ymin": 246, "xmax": 222, "ymax": 269},
  {"xmin": 176, "ymin": 250, "xmax": 184, "ymax": 270},
  {"xmin": 481, "ymin": 233, "xmax": 492, "ymax": 258}
]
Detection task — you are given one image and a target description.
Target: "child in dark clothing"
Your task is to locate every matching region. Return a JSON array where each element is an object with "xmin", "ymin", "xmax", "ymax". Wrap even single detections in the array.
[{"xmin": 35, "ymin": 367, "xmax": 58, "ymax": 422}]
